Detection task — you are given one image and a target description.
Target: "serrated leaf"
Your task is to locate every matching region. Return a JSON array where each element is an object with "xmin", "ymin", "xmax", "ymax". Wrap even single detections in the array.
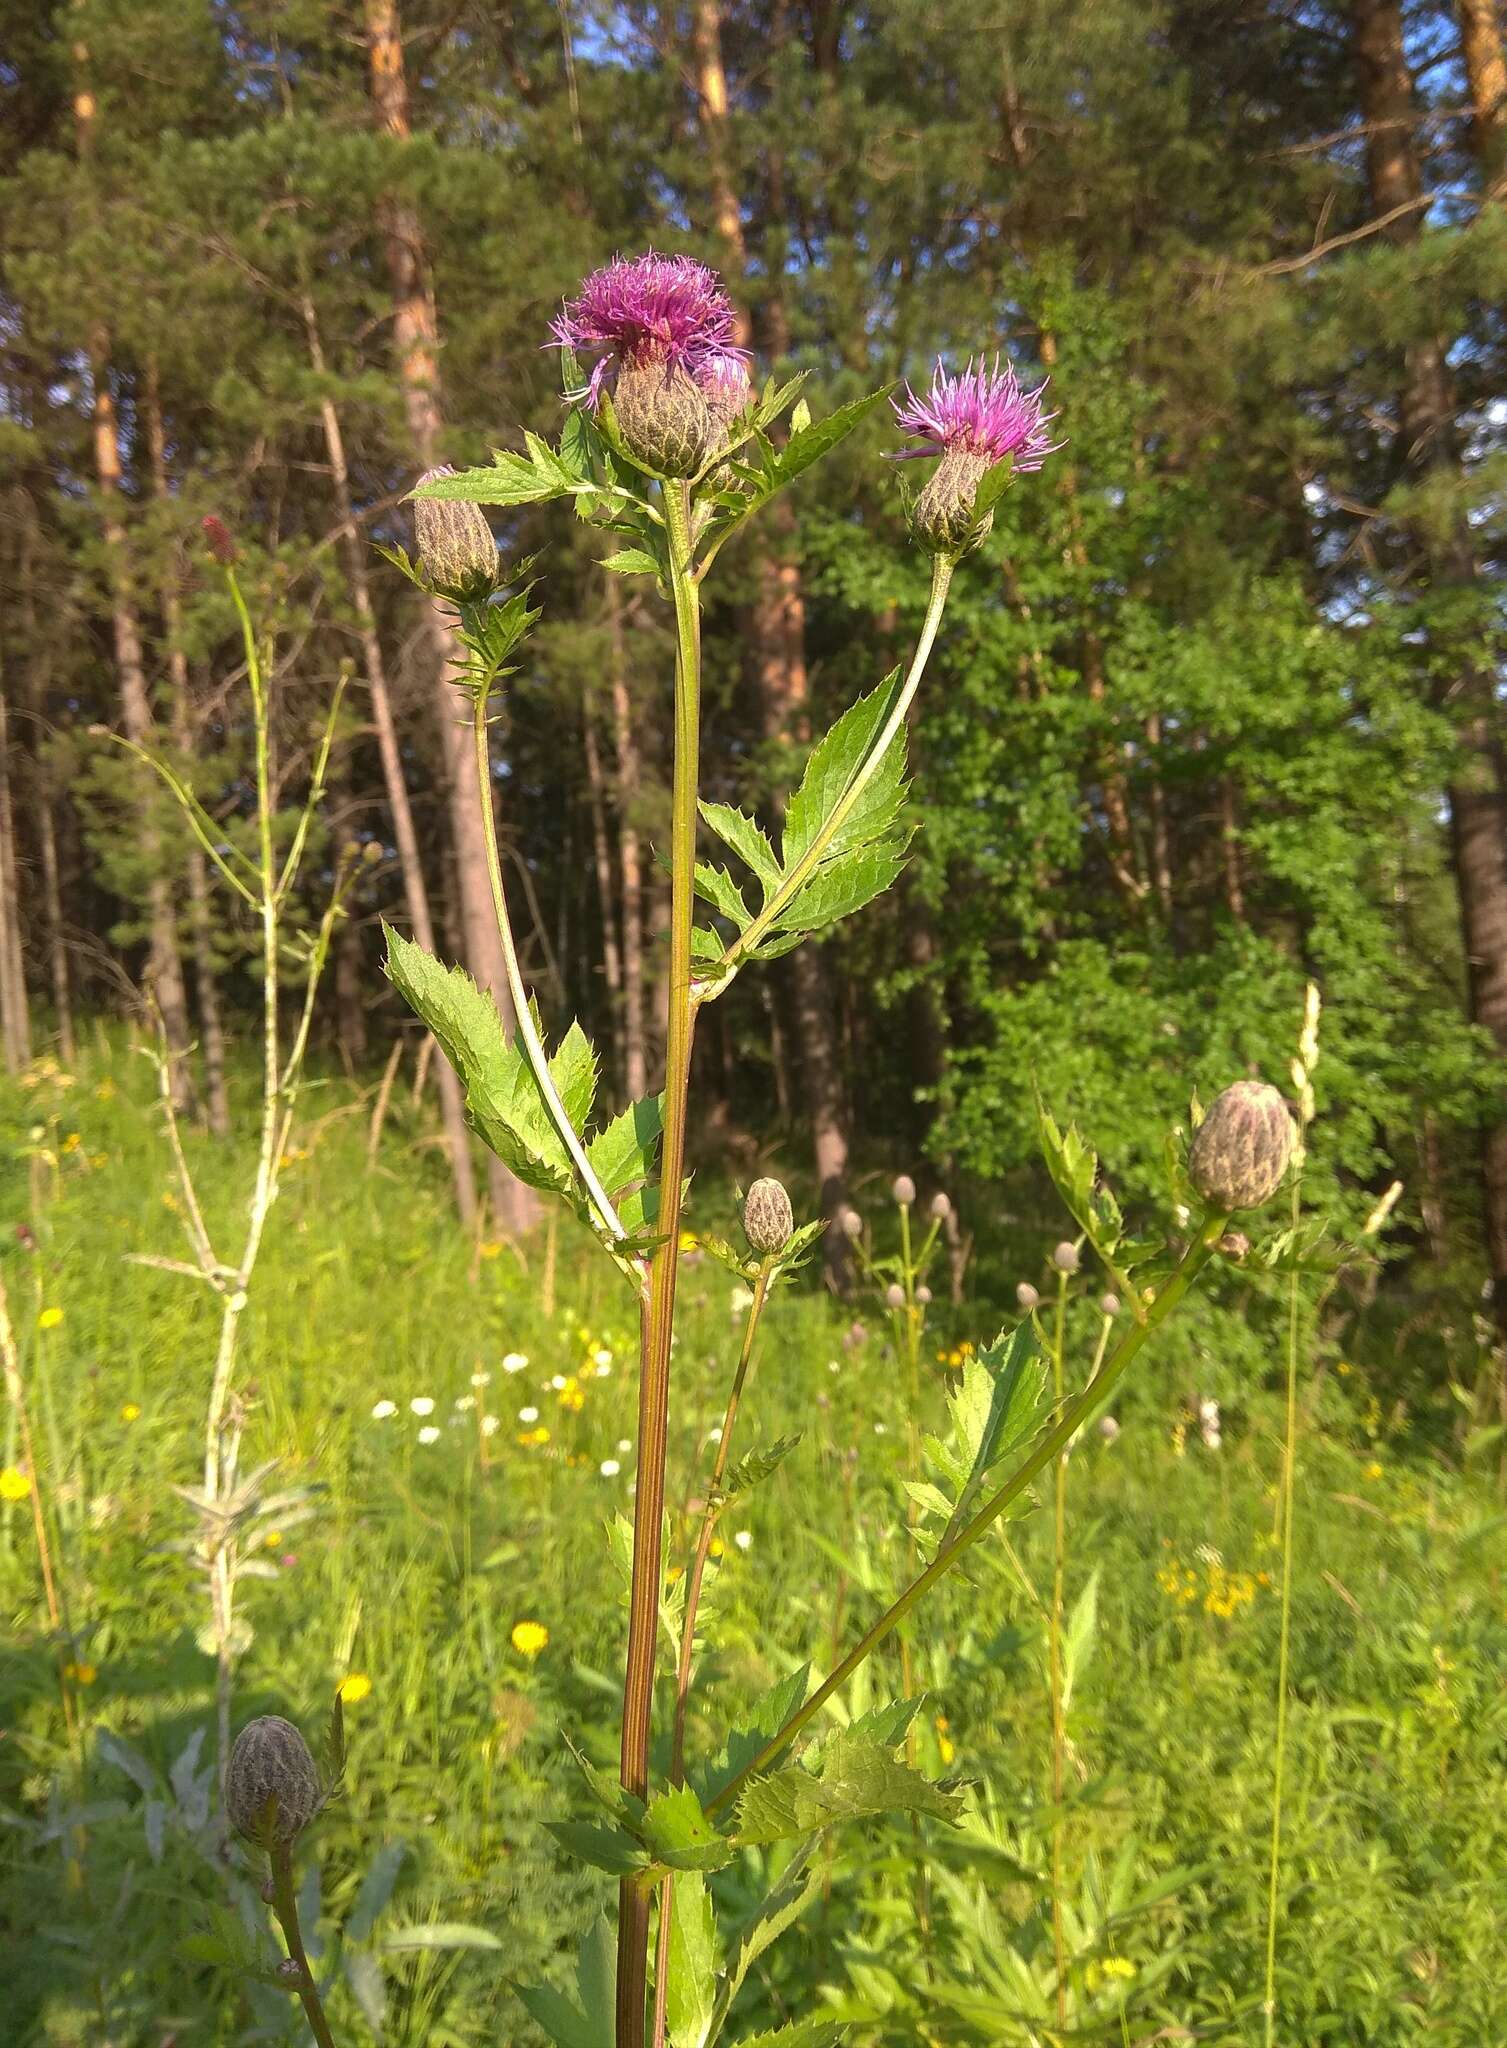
[
  {"xmin": 586, "ymin": 1094, "xmax": 664, "ymax": 1196},
  {"xmin": 545, "ymin": 1819, "xmax": 651, "ymax": 1876},
  {"xmin": 642, "ymin": 1785, "xmax": 732, "ymax": 1874},
  {"xmin": 601, "ymin": 548, "xmax": 660, "ymax": 576},
  {"xmin": 415, "ymin": 455, "xmax": 563, "ymax": 508},
  {"xmin": 695, "ymin": 862, "xmax": 752, "ymax": 929},
  {"xmin": 768, "ymin": 386, "xmax": 892, "ymax": 488},
  {"xmin": 766, "ymin": 841, "xmax": 912, "ymax": 938},
  {"xmin": 709, "ymin": 1839, "xmax": 822, "ymax": 2035},
  {"xmin": 700, "ymin": 803, "xmax": 781, "ymax": 895},
  {"xmin": 782, "ymin": 672, "xmax": 905, "ymax": 872},
  {"xmin": 665, "ymin": 1872, "xmax": 718, "ymax": 2048},
  {"xmin": 733, "ymin": 1732, "xmax": 962, "ymax": 1846},
  {"xmin": 1034, "ymin": 1088, "xmax": 1124, "ymax": 1263},
  {"xmin": 702, "ymin": 1664, "xmax": 811, "ymax": 1804},
  {"xmin": 345, "ymin": 1841, "xmax": 408, "ymax": 1945},
  {"xmin": 731, "ymin": 2024, "xmax": 847, "ymax": 2048},
  {"xmin": 718, "ymin": 1432, "xmax": 802, "ymax": 1505}
]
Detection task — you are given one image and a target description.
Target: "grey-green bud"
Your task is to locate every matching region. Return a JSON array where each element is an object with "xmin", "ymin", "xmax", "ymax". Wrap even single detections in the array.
[
  {"xmin": 840, "ymin": 1208, "xmax": 864, "ymax": 1240},
  {"xmin": 743, "ymin": 1177, "xmax": 794, "ymax": 1255},
  {"xmin": 929, "ymin": 1192, "xmax": 952, "ymax": 1222},
  {"xmin": 1099, "ymin": 1292, "xmax": 1120, "ymax": 1317},
  {"xmin": 1016, "ymin": 1281, "xmax": 1040, "ymax": 1312},
  {"xmin": 412, "ymin": 468, "xmax": 500, "ymax": 598},
  {"xmin": 912, "ymin": 448, "xmax": 993, "ymax": 556},
  {"xmin": 613, "ymin": 360, "xmax": 715, "ymax": 477},
  {"xmin": 885, "ymin": 1283, "xmax": 906, "ymax": 1310},
  {"xmin": 225, "ymin": 1714, "xmax": 321, "ymax": 1847},
  {"xmin": 916, "ymin": 1284, "xmax": 933, "ymax": 1305},
  {"xmin": 1052, "ymin": 1241, "xmax": 1080, "ymax": 1274},
  {"xmin": 891, "ymin": 1174, "xmax": 916, "ymax": 1207},
  {"xmin": 1189, "ymin": 1081, "xmax": 1297, "ymax": 1212}
]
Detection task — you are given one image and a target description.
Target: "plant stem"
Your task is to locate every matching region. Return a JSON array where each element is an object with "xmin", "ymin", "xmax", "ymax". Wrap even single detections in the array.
[
  {"xmin": 651, "ymin": 1259, "xmax": 774, "ymax": 2048},
  {"xmin": 1263, "ymin": 1170, "xmax": 1305, "ymax": 2043},
  {"xmin": 270, "ymin": 1846, "xmax": 339, "ymax": 2048},
  {"xmin": 706, "ymin": 1211, "xmax": 1230, "ymax": 1820},
  {"xmin": 702, "ymin": 554, "xmax": 953, "ymax": 992},
  {"xmin": 617, "ymin": 480, "xmax": 701, "ymax": 2048},
  {"xmin": 470, "ymin": 689, "xmax": 629, "ymax": 1252},
  {"xmin": 1048, "ymin": 1266, "xmax": 1069, "ymax": 2029}
]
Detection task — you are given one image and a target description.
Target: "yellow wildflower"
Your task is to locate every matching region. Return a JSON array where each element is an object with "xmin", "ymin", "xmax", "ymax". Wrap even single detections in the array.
[
  {"xmin": 479, "ymin": 1240, "xmax": 503, "ymax": 1259},
  {"xmin": 935, "ymin": 1714, "xmax": 955, "ymax": 1766},
  {"xmin": 511, "ymin": 1620, "xmax": 549, "ymax": 1660},
  {"xmin": 678, "ymin": 1230, "xmax": 700, "ymax": 1253},
  {"xmin": 63, "ymin": 1662, "xmax": 98, "ymax": 1686},
  {"xmin": 709, "ymin": 1535, "xmax": 726, "ymax": 1559},
  {"xmin": 38, "ymin": 1307, "xmax": 63, "ymax": 1330},
  {"xmin": 1, "ymin": 1466, "xmax": 32, "ymax": 1503},
  {"xmin": 263, "ymin": 1528, "xmax": 283, "ymax": 1549},
  {"xmin": 120, "ymin": 1403, "xmax": 141, "ymax": 1424},
  {"xmin": 517, "ymin": 1426, "xmax": 551, "ymax": 1448},
  {"xmin": 336, "ymin": 1672, "xmax": 372, "ymax": 1704},
  {"xmin": 95, "ymin": 1077, "xmax": 116, "ymax": 1101},
  {"xmin": 62, "ymin": 1132, "xmax": 81, "ymax": 1155},
  {"xmin": 1363, "ymin": 1460, "xmax": 1384, "ymax": 1482}
]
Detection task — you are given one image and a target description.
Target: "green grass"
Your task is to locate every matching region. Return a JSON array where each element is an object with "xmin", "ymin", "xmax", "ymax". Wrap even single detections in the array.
[{"xmin": 2, "ymin": 1036, "xmax": 1503, "ymax": 2046}]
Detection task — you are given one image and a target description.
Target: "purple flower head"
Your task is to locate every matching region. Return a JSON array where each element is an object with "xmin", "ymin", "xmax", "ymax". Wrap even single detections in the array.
[
  {"xmin": 551, "ymin": 251, "xmax": 744, "ymax": 408},
  {"xmin": 891, "ymin": 355, "xmax": 1061, "ymax": 474}
]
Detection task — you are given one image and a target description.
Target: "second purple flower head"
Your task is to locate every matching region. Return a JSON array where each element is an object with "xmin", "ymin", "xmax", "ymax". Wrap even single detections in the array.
[{"xmin": 892, "ymin": 355, "xmax": 1061, "ymax": 554}]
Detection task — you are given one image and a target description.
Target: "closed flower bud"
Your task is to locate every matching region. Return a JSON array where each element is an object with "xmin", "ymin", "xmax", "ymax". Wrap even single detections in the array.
[
  {"xmin": 1052, "ymin": 1241, "xmax": 1080, "ymax": 1274},
  {"xmin": 892, "ymin": 1174, "xmax": 916, "ymax": 1207},
  {"xmin": 362, "ymin": 840, "xmax": 384, "ymax": 866},
  {"xmin": 411, "ymin": 468, "xmax": 500, "ymax": 598},
  {"xmin": 201, "ymin": 514, "xmax": 238, "ymax": 565},
  {"xmin": 930, "ymin": 1192, "xmax": 952, "ymax": 1222},
  {"xmin": 885, "ymin": 1283, "xmax": 906, "ymax": 1310},
  {"xmin": 1189, "ymin": 1081, "xmax": 1296, "ymax": 1212},
  {"xmin": 613, "ymin": 359, "xmax": 715, "ymax": 477},
  {"xmin": 743, "ymin": 1177, "xmax": 794, "ymax": 1255},
  {"xmin": 225, "ymin": 1714, "xmax": 321, "ymax": 1848},
  {"xmin": 1098, "ymin": 1414, "xmax": 1121, "ymax": 1443},
  {"xmin": 1016, "ymin": 1281, "xmax": 1040, "ymax": 1312},
  {"xmin": 915, "ymin": 1285, "xmax": 933, "ymax": 1305},
  {"xmin": 1219, "ymin": 1230, "xmax": 1251, "ymax": 1261},
  {"xmin": 840, "ymin": 1208, "xmax": 863, "ymax": 1240}
]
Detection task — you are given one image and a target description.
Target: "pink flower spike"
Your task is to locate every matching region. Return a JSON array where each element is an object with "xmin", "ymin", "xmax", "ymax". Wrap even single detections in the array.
[{"xmin": 891, "ymin": 355, "xmax": 1062, "ymax": 473}]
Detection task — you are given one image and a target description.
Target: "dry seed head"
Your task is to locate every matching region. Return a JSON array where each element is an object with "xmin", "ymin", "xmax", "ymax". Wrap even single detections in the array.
[
  {"xmin": 1052, "ymin": 1241, "xmax": 1080, "ymax": 1274},
  {"xmin": 225, "ymin": 1714, "xmax": 321, "ymax": 1847},
  {"xmin": 1188, "ymin": 1081, "xmax": 1297, "ymax": 1212},
  {"xmin": 1016, "ymin": 1281, "xmax": 1040, "ymax": 1312},
  {"xmin": 891, "ymin": 1174, "xmax": 916, "ymax": 1207},
  {"xmin": 742, "ymin": 1177, "xmax": 794, "ymax": 1255}
]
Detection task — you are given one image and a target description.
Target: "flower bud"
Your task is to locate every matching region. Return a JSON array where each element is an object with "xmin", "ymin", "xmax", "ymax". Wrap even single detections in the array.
[
  {"xmin": 1016, "ymin": 1281, "xmax": 1040, "ymax": 1312},
  {"xmin": 1052, "ymin": 1241, "xmax": 1080, "ymax": 1274},
  {"xmin": 891, "ymin": 1174, "xmax": 916, "ymax": 1207},
  {"xmin": 201, "ymin": 514, "xmax": 238, "ymax": 565},
  {"xmin": 840, "ymin": 1208, "xmax": 863, "ymax": 1240},
  {"xmin": 362, "ymin": 840, "xmax": 384, "ymax": 866},
  {"xmin": 885, "ymin": 1283, "xmax": 906, "ymax": 1310},
  {"xmin": 411, "ymin": 468, "xmax": 500, "ymax": 598},
  {"xmin": 1099, "ymin": 1292, "xmax": 1120, "ymax": 1317},
  {"xmin": 915, "ymin": 1285, "xmax": 932, "ymax": 1306},
  {"xmin": 225, "ymin": 1714, "xmax": 321, "ymax": 1848},
  {"xmin": 912, "ymin": 449, "xmax": 995, "ymax": 556},
  {"xmin": 1219, "ymin": 1230, "xmax": 1251, "ymax": 1261},
  {"xmin": 1098, "ymin": 1414, "xmax": 1120, "ymax": 1443},
  {"xmin": 1188, "ymin": 1081, "xmax": 1296, "ymax": 1212},
  {"xmin": 613, "ymin": 360, "xmax": 715, "ymax": 477},
  {"xmin": 743, "ymin": 1177, "xmax": 794, "ymax": 1255},
  {"xmin": 929, "ymin": 1192, "xmax": 952, "ymax": 1222}
]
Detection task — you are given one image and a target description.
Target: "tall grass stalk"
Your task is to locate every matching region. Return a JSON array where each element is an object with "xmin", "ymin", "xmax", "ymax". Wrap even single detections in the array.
[{"xmin": 1047, "ymin": 1263, "xmax": 1070, "ymax": 2029}]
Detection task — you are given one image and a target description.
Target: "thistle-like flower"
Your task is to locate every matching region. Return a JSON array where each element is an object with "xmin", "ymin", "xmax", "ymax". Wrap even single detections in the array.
[
  {"xmin": 892, "ymin": 356, "xmax": 1061, "ymax": 555},
  {"xmin": 225, "ymin": 1714, "xmax": 321, "ymax": 1848},
  {"xmin": 411, "ymin": 468, "xmax": 500, "ymax": 599},
  {"xmin": 551, "ymin": 252, "xmax": 746, "ymax": 476},
  {"xmin": 1188, "ymin": 1081, "xmax": 1297, "ymax": 1212},
  {"xmin": 743, "ymin": 1177, "xmax": 794, "ymax": 1256}
]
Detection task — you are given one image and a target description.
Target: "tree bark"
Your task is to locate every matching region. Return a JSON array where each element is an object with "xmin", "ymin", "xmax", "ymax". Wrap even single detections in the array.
[
  {"xmin": 300, "ymin": 289, "xmax": 479, "ymax": 1224},
  {"xmin": 72, "ymin": 44, "xmax": 193, "ymax": 1107},
  {"xmin": 364, "ymin": 0, "xmax": 534, "ymax": 1234},
  {"xmin": 1353, "ymin": 0, "xmax": 1507, "ymax": 1334},
  {"xmin": 0, "ymin": 691, "xmax": 32, "ymax": 1072},
  {"xmin": 689, "ymin": 0, "xmax": 853, "ymax": 1285},
  {"xmin": 1457, "ymin": 0, "xmax": 1507, "ymax": 198},
  {"xmin": 143, "ymin": 359, "xmax": 232, "ymax": 1135}
]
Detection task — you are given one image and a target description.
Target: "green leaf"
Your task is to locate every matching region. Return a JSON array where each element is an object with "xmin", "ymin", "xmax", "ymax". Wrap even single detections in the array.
[
  {"xmin": 709, "ymin": 1840, "xmax": 822, "ymax": 2035},
  {"xmin": 695, "ymin": 861, "xmax": 752, "ymax": 929},
  {"xmin": 782, "ymin": 672, "xmax": 905, "ymax": 872},
  {"xmin": 381, "ymin": 1921, "xmax": 504, "ymax": 1951},
  {"xmin": 926, "ymin": 1322, "xmax": 1047, "ymax": 1544},
  {"xmin": 702, "ymin": 1664, "xmax": 811, "ymax": 1803},
  {"xmin": 1062, "ymin": 1569, "xmax": 1100, "ymax": 1712},
  {"xmin": 585, "ymin": 1095, "xmax": 664, "ymax": 1196},
  {"xmin": 545, "ymin": 1819, "xmax": 651, "ymax": 1876},
  {"xmin": 718, "ymin": 1432, "xmax": 803, "ymax": 1505},
  {"xmin": 665, "ymin": 1872, "xmax": 719, "ymax": 2048},
  {"xmin": 1034, "ymin": 1088, "xmax": 1124, "ymax": 1263},
  {"xmin": 767, "ymin": 386, "xmax": 893, "ymax": 489},
  {"xmin": 767, "ymin": 841, "xmax": 913, "ymax": 938},
  {"xmin": 733, "ymin": 1732, "xmax": 962, "ymax": 1846},
  {"xmin": 345, "ymin": 1841, "xmax": 407, "ymax": 1944},
  {"xmin": 600, "ymin": 548, "xmax": 661, "ymax": 576},
  {"xmin": 731, "ymin": 2025, "xmax": 847, "ymax": 2048},
  {"xmin": 700, "ymin": 803, "xmax": 781, "ymax": 896},
  {"xmin": 642, "ymin": 1785, "xmax": 733, "ymax": 1874},
  {"xmin": 415, "ymin": 454, "xmax": 563, "ymax": 508}
]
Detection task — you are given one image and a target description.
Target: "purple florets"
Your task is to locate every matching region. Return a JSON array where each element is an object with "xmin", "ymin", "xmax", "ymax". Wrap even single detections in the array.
[
  {"xmin": 891, "ymin": 355, "xmax": 1061, "ymax": 473},
  {"xmin": 551, "ymin": 251, "xmax": 744, "ymax": 407}
]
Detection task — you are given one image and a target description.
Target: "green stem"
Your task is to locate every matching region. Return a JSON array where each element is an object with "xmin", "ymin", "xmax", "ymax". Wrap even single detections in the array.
[
  {"xmin": 617, "ymin": 480, "xmax": 701, "ymax": 2048},
  {"xmin": 706, "ymin": 1211, "xmax": 1230, "ymax": 1820},
  {"xmin": 270, "ymin": 1846, "xmax": 339, "ymax": 2048},
  {"xmin": 471, "ymin": 690, "xmax": 629, "ymax": 1252},
  {"xmin": 1263, "ymin": 1168, "xmax": 1305, "ymax": 2042},
  {"xmin": 700, "ymin": 554, "xmax": 953, "ymax": 993},
  {"xmin": 1048, "ymin": 1266, "xmax": 1069, "ymax": 2029}
]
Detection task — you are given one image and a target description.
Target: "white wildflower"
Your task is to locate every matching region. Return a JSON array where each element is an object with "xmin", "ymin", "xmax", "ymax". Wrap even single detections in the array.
[
  {"xmin": 599, "ymin": 1459, "xmax": 621, "ymax": 1478},
  {"xmin": 416, "ymin": 1425, "xmax": 440, "ymax": 1445},
  {"xmin": 502, "ymin": 1352, "xmax": 529, "ymax": 1375},
  {"xmin": 371, "ymin": 1399, "xmax": 397, "ymax": 1421},
  {"xmin": 410, "ymin": 1396, "xmax": 435, "ymax": 1417}
]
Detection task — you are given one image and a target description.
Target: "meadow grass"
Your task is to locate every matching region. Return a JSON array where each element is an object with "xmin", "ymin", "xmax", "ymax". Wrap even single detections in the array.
[{"xmin": 2, "ymin": 1035, "xmax": 1504, "ymax": 2046}]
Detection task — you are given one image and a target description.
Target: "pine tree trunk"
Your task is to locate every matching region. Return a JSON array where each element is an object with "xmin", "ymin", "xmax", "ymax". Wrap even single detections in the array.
[
  {"xmin": 0, "ymin": 691, "xmax": 32, "ymax": 1072},
  {"xmin": 689, "ymin": 0, "xmax": 853, "ymax": 1284},
  {"xmin": 364, "ymin": 0, "xmax": 535, "ymax": 1234},
  {"xmin": 1353, "ymin": 0, "xmax": 1507, "ymax": 1335},
  {"xmin": 1457, "ymin": 0, "xmax": 1507, "ymax": 198},
  {"xmin": 300, "ymin": 290, "xmax": 479, "ymax": 1224},
  {"xmin": 36, "ymin": 779, "xmax": 74, "ymax": 1066},
  {"xmin": 607, "ymin": 577, "xmax": 648, "ymax": 1101},
  {"xmin": 71, "ymin": 50, "xmax": 192, "ymax": 1107},
  {"xmin": 143, "ymin": 360, "xmax": 232, "ymax": 1135}
]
